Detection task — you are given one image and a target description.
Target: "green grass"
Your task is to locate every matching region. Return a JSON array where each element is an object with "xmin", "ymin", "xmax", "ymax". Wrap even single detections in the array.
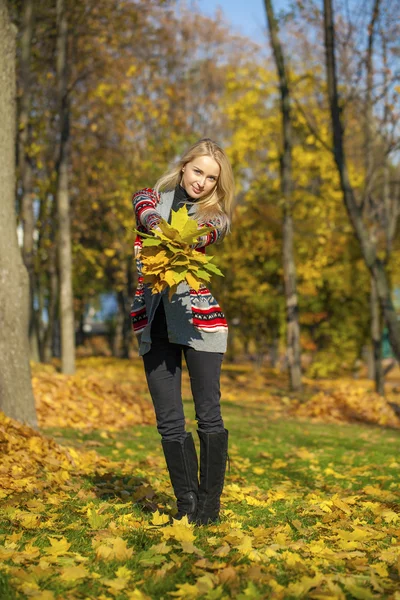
[{"xmin": 1, "ymin": 391, "xmax": 400, "ymax": 599}]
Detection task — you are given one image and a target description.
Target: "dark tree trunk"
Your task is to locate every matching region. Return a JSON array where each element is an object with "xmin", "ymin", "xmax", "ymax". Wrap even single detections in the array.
[
  {"xmin": 0, "ymin": 0, "xmax": 37, "ymax": 426},
  {"xmin": 122, "ymin": 258, "xmax": 134, "ymax": 358},
  {"xmin": 370, "ymin": 276, "xmax": 384, "ymax": 394},
  {"xmin": 113, "ymin": 291, "xmax": 125, "ymax": 358},
  {"xmin": 264, "ymin": 0, "xmax": 302, "ymax": 391},
  {"xmin": 17, "ymin": 0, "xmax": 38, "ymax": 360},
  {"xmin": 42, "ymin": 243, "xmax": 59, "ymax": 363},
  {"xmin": 56, "ymin": 0, "xmax": 75, "ymax": 373},
  {"xmin": 365, "ymin": 0, "xmax": 384, "ymax": 394},
  {"xmin": 323, "ymin": 0, "xmax": 400, "ymax": 361}
]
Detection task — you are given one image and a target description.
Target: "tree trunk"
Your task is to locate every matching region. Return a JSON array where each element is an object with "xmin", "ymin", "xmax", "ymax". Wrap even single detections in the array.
[
  {"xmin": 364, "ymin": 0, "xmax": 383, "ymax": 394},
  {"xmin": 56, "ymin": 0, "xmax": 75, "ymax": 374},
  {"xmin": 123, "ymin": 257, "xmax": 135, "ymax": 358},
  {"xmin": 0, "ymin": 0, "xmax": 37, "ymax": 426},
  {"xmin": 370, "ymin": 275, "xmax": 384, "ymax": 394},
  {"xmin": 113, "ymin": 292, "xmax": 125, "ymax": 357},
  {"xmin": 264, "ymin": 0, "xmax": 302, "ymax": 391},
  {"xmin": 17, "ymin": 0, "xmax": 38, "ymax": 360},
  {"xmin": 323, "ymin": 0, "xmax": 400, "ymax": 361},
  {"xmin": 42, "ymin": 244, "xmax": 59, "ymax": 363},
  {"xmin": 363, "ymin": 0, "xmax": 381, "ymax": 202}
]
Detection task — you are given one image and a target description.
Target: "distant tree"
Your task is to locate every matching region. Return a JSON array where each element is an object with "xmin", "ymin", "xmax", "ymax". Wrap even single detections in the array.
[
  {"xmin": 323, "ymin": 0, "xmax": 400, "ymax": 363},
  {"xmin": 55, "ymin": 0, "xmax": 75, "ymax": 374},
  {"xmin": 17, "ymin": 0, "xmax": 38, "ymax": 360},
  {"xmin": 264, "ymin": 0, "xmax": 302, "ymax": 390}
]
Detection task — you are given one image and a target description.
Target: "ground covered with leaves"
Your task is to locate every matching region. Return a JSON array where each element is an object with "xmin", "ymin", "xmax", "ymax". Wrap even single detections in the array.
[{"xmin": 1, "ymin": 358, "xmax": 400, "ymax": 599}]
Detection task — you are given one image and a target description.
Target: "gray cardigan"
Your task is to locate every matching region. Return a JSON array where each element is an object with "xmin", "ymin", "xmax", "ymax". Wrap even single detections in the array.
[{"xmin": 134, "ymin": 189, "xmax": 228, "ymax": 356}]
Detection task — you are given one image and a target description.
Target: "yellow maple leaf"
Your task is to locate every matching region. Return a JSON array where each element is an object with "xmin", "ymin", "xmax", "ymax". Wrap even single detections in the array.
[
  {"xmin": 95, "ymin": 544, "xmax": 114, "ymax": 561},
  {"xmin": 163, "ymin": 269, "xmax": 177, "ymax": 287},
  {"xmin": 6, "ymin": 532, "xmax": 24, "ymax": 544},
  {"xmin": 161, "ymin": 519, "xmax": 195, "ymax": 543},
  {"xmin": 246, "ymin": 496, "xmax": 267, "ymax": 507},
  {"xmin": 169, "ymin": 582, "xmax": 200, "ymax": 599},
  {"xmin": 196, "ymin": 572, "xmax": 218, "ymax": 595},
  {"xmin": 112, "ymin": 537, "xmax": 134, "ymax": 561},
  {"xmin": 282, "ymin": 551, "xmax": 305, "ymax": 567},
  {"xmin": 271, "ymin": 459, "xmax": 288, "ymax": 469},
  {"xmin": 181, "ymin": 219, "xmax": 203, "ymax": 243},
  {"xmin": 170, "ymin": 205, "xmax": 191, "ymax": 232},
  {"xmin": 60, "ymin": 564, "xmax": 89, "ymax": 581},
  {"xmin": 235, "ymin": 535, "xmax": 253, "ymax": 555},
  {"xmin": 20, "ymin": 542, "xmax": 41, "ymax": 561},
  {"xmin": 332, "ymin": 494, "xmax": 352, "ymax": 514},
  {"xmin": 151, "ymin": 510, "xmax": 170, "ymax": 526},
  {"xmin": 213, "ymin": 543, "xmax": 231, "ymax": 557},
  {"xmin": 102, "ymin": 576, "xmax": 130, "ymax": 591},
  {"xmin": 337, "ymin": 528, "xmax": 370, "ymax": 542},
  {"xmin": 95, "ymin": 536, "xmax": 133, "ymax": 561},
  {"xmin": 371, "ymin": 562, "xmax": 389, "ymax": 577},
  {"xmin": 116, "ymin": 565, "xmax": 132, "ymax": 579},
  {"xmin": 341, "ymin": 577, "xmax": 376, "ymax": 599},
  {"xmin": 87, "ymin": 507, "xmax": 110, "ymax": 530},
  {"xmin": 381, "ymin": 509, "xmax": 399, "ymax": 523},
  {"xmin": 185, "ymin": 271, "xmax": 201, "ymax": 291},
  {"xmin": 127, "ymin": 590, "xmax": 152, "ymax": 600},
  {"xmin": 363, "ymin": 485, "xmax": 397, "ymax": 500},
  {"xmin": 252, "ymin": 467, "xmax": 265, "ymax": 475},
  {"xmin": 45, "ymin": 537, "xmax": 71, "ymax": 556},
  {"xmin": 236, "ymin": 581, "xmax": 262, "ymax": 599},
  {"xmin": 180, "ymin": 541, "xmax": 204, "ymax": 555},
  {"xmin": 218, "ymin": 565, "xmax": 237, "ymax": 584},
  {"xmin": 286, "ymin": 574, "xmax": 325, "ymax": 596},
  {"xmin": 18, "ymin": 512, "xmax": 41, "ymax": 529}
]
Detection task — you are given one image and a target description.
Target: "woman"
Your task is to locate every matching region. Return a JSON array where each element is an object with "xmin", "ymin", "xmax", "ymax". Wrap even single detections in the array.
[{"xmin": 130, "ymin": 138, "xmax": 234, "ymax": 525}]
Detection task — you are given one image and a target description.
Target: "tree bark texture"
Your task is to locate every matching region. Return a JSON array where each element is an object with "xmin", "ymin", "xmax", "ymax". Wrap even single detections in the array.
[
  {"xmin": 365, "ymin": 0, "xmax": 384, "ymax": 393},
  {"xmin": 112, "ymin": 292, "xmax": 125, "ymax": 358},
  {"xmin": 364, "ymin": 0, "xmax": 381, "ymax": 201},
  {"xmin": 264, "ymin": 0, "xmax": 302, "ymax": 391},
  {"xmin": 0, "ymin": 0, "xmax": 37, "ymax": 426},
  {"xmin": 42, "ymin": 244, "xmax": 59, "ymax": 363},
  {"xmin": 56, "ymin": 0, "xmax": 75, "ymax": 374},
  {"xmin": 323, "ymin": 0, "xmax": 400, "ymax": 361},
  {"xmin": 370, "ymin": 276, "xmax": 384, "ymax": 394},
  {"xmin": 18, "ymin": 0, "xmax": 38, "ymax": 360}
]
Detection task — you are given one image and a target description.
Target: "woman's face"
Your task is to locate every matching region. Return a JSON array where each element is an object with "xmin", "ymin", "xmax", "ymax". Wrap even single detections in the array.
[{"xmin": 181, "ymin": 154, "xmax": 220, "ymax": 199}]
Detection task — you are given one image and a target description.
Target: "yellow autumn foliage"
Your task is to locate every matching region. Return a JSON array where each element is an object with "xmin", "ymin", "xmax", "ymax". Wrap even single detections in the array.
[
  {"xmin": 291, "ymin": 379, "xmax": 400, "ymax": 428},
  {"xmin": 31, "ymin": 359, "xmax": 155, "ymax": 431},
  {"xmin": 134, "ymin": 205, "xmax": 224, "ymax": 299},
  {"xmin": 0, "ymin": 411, "xmax": 112, "ymax": 499}
]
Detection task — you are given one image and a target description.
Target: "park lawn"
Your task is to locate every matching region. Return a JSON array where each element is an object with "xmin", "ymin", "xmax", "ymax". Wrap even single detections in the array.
[{"xmin": 1, "ymin": 362, "xmax": 400, "ymax": 599}]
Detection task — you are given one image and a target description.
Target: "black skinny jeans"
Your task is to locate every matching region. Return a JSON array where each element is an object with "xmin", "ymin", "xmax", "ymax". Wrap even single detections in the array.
[{"xmin": 142, "ymin": 301, "xmax": 225, "ymax": 442}]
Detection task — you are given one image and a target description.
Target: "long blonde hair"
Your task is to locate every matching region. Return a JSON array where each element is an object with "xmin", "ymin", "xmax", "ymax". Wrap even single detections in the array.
[{"xmin": 154, "ymin": 139, "xmax": 235, "ymax": 233}]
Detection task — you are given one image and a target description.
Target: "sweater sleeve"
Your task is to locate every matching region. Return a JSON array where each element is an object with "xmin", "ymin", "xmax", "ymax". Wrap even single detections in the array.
[
  {"xmin": 132, "ymin": 188, "xmax": 162, "ymax": 231},
  {"xmin": 191, "ymin": 220, "xmax": 226, "ymax": 249}
]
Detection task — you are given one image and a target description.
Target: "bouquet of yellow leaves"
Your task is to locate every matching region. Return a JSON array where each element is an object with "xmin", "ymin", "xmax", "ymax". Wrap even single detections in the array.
[{"xmin": 132, "ymin": 205, "xmax": 224, "ymax": 300}]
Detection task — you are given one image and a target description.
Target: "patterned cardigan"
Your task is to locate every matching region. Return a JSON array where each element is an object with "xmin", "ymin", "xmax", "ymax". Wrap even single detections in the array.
[{"xmin": 130, "ymin": 187, "xmax": 229, "ymax": 356}]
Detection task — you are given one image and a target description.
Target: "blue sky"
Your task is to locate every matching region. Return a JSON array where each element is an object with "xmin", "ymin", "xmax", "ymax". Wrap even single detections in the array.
[{"xmin": 197, "ymin": 0, "xmax": 292, "ymax": 43}]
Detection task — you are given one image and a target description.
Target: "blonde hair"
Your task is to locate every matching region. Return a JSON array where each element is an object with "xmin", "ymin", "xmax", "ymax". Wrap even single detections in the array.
[{"xmin": 154, "ymin": 138, "xmax": 235, "ymax": 234}]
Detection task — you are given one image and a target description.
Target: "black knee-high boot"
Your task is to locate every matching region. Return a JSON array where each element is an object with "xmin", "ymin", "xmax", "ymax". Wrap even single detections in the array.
[
  {"xmin": 195, "ymin": 429, "xmax": 228, "ymax": 525},
  {"xmin": 161, "ymin": 432, "xmax": 199, "ymax": 522}
]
